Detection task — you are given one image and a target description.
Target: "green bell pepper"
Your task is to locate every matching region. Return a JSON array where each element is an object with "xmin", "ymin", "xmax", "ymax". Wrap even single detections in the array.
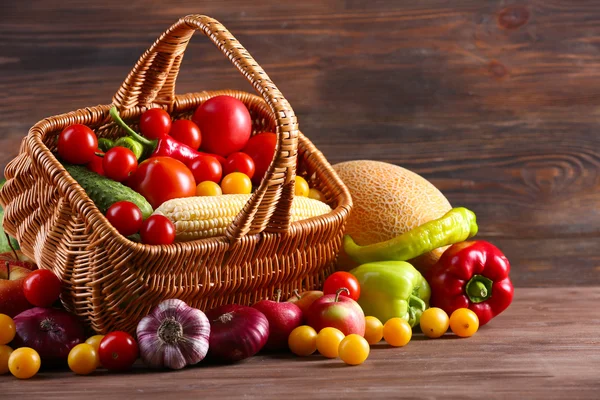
[{"xmin": 350, "ymin": 261, "xmax": 430, "ymax": 327}]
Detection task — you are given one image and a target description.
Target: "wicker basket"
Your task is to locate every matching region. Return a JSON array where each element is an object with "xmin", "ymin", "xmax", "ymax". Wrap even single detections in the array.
[{"xmin": 0, "ymin": 15, "xmax": 352, "ymax": 334}]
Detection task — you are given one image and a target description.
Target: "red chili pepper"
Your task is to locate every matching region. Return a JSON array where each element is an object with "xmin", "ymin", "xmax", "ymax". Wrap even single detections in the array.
[
  {"xmin": 109, "ymin": 107, "xmax": 226, "ymax": 167},
  {"xmin": 426, "ymin": 241, "xmax": 514, "ymax": 326}
]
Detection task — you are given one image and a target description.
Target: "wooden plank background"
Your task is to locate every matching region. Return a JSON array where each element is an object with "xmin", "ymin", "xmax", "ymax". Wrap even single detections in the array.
[{"xmin": 1, "ymin": 0, "xmax": 598, "ymax": 287}]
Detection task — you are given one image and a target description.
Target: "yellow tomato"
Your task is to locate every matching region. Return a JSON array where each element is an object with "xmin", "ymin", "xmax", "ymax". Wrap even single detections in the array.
[
  {"xmin": 8, "ymin": 347, "xmax": 41, "ymax": 379},
  {"xmin": 316, "ymin": 327, "xmax": 345, "ymax": 358},
  {"xmin": 85, "ymin": 335, "xmax": 105, "ymax": 367},
  {"xmin": 288, "ymin": 325, "xmax": 317, "ymax": 356},
  {"xmin": 0, "ymin": 314, "xmax": 16, "ymax": 345},
  {"xmin": 338, "ymin": 334, "xmax": 370, "ymax": 366},
  {"xmin": 420, "ymin": 307, "xmax": 450, "ymax": 339},
  {"xmin": 383, "ymin": 317, "xmax": 412, "ymax": 347},
  {"xmin": 364, "ymin": 316, "xmax": 384, "ymax": 345},
  {"xmin": 294, "ymin": 176, "xmax": 310, "ymax": 197},
  {"xmin": 0, "ymin": 344, "xmax": 13, "ymax": 374},
  {"xmin": 221, "ymin": 172, "xmax": 252, "ymax": 195},
  {"xmin": 449, "ymin": 308, "xmax": 479, "ymax": 338},
  {"xmin": 308, "ymin": 188, "xmax": 324, "ymax": 202},
  {"xmin": 68, "ymin": 343, "xmax": 98, "ymax": 375},
  {"xmin": 196, "ymin": 181, "xmax": 223, "ymax": 196}
]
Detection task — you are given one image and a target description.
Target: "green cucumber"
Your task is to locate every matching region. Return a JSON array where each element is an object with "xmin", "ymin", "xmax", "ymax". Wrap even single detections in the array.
[{"xmin": 64, "ymin": 165, "xmax": 153, "ymax": 219}]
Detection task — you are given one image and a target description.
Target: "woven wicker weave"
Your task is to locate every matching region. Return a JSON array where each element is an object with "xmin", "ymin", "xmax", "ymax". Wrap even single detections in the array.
[{"xmin": 0, "ymin": 15, "xmax": 352, "ymax": 334}]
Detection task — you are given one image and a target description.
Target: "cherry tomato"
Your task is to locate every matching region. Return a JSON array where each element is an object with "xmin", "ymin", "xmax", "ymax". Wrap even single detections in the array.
[
  {"xmin": 294, "ymin": 176, "xmax": 310, "ymax": 197},
  {"xmin": 242, "ymin": 132, "xmax": 277, "ymax": 185},
  {"xmin": 8, "ymin": 347, "xmax": 40, "ymax": 379},
  {"xmin": 363, "ymin": 316, "xmax": 384, "ymax": 345},
  {"xmin": 188, "ymin": 155, "xmax": 222, "ymax": 184},
  {"xmin": 23, "ymin": 269, "xmax": 61, "ymax": 307},
  {"xmin": 128, "ymin": 157, "xmax": 196, "ymax": 209},
  {"xmin": 140, "ymin": 108, "xmax": 171, "ymax": 140},
  {"xmin": 383, "ymin": 317, "xmax": 412, "ymax": 347},
  {"xmin": 86, "ymin": 151, "xmax": 105, "ymax": 175},
  {"xmin": 323, "ymin": 271, "xmax": 360, "ymax": 301},
  {"xmin": 57, "ymin": 124, "xmax": 98, "ymax": 165},
  {"xmin": 98, "ymin": 331, "xmax": 138, "ymax": 371},
  {"xmin": 196, "ymin": 181, "xmax": 222, "ymax": 196},
  {"xmin": 308, "ymin": 188, "xmax": 324, "ymax": 202},
  {"xmin": 192, "ymin": 95, "xmax": 252, "ymax": 157},
  {"xmin": 338, "ymin": 334, "xmax": 370, "ymax": 366},
  {"xmin": 103, "ymin": 147, "xmax": 138, "ymax": 182},
  {"xmin": 140, "ymin": 215, "xmax": 175, "ymax": 245},
  {"xmin": 288, "ymin": 325, "xmax": 317, "ymax": 356},
  {"xmin": 224, "ymin": 152, "xmax": 255, "ymax": 179},
  {"xmin": 0, "ymin": 345, "xmax": 12, "ymax": 375},
  {"xmin": 105, "ymin": 201, "xmax": 143, "ymax": 237},
  {"xmin": 85, "ymin": 335, "xmax": 105, "ymax": 367},
  {"xmin": 449, "ymin": 308, "xmax": 479, "ymax": 338},
  {"xmin": 68, "ymin": 343, "xmax": 98, "ymax": 375},
  {"xmin": 420, "ymin": 307, "xmax": 450, "ymax": 339},
  {"xmin": 169, "ymin": 119, "xmax": 202, "ymax": 150},
  {"xmin": 221, "ymin": 172, "xmax": 252, "ymax": 195},
  {"xmin": 316, "ymin": 327, "xmax": 345, "ymax": 358},
  {"xmin": 0, "ymin": 314, "xmax": 16, "ymax": 345}
]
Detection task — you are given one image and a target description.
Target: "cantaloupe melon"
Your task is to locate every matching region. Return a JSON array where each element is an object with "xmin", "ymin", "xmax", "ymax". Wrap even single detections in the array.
[{"xmin": 332, "ymin": 160, "xmax": 452, "ymax": 273}]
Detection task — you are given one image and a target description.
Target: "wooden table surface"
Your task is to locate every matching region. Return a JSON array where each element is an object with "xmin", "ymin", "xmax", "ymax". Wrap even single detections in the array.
[{"xmin": 1, "ymin": 0, "xmax": 600, "ymax": 397}]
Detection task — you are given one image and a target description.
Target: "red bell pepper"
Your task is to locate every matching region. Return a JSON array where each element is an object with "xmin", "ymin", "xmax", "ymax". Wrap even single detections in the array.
[
  {"xmin": 427, "ymin": 241, "xmax": 514, "ymax": 326},
  {"xmin": 109, "ymin": 107, "xmax": 226, "ymax": 166}
]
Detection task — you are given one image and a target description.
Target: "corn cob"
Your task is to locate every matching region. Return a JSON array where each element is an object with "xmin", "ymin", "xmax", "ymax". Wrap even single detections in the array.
[{"xmin": 153, "ymin": 194, "xmax": 332, "ymax": 241}]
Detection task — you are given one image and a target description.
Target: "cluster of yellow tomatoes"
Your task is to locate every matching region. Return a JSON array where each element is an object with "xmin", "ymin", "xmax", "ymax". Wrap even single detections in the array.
[{"xmin": 286, "ymin": 308, "xmax": 479, "ymax": 366}]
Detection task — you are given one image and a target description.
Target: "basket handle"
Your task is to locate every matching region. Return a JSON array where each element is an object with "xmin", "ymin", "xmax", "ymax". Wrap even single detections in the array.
[{"xmin": 112, "ymin": 15, "xmax": 298, "ymax": 241}]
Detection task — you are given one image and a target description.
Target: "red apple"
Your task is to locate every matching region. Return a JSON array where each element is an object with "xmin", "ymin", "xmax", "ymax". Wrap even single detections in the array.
[
  {"xmin": 0, "ymin": 251, "xmax": 37, "ymax": 270},
  {"xmin": 0, "ymin": 263, "xmax": 34, "ymax": 318},
  {"xmin": 252, "ymin": 290, "xmax": 303, "ymax": 351},
  {"xmin": 307, "ymin": 288, "xmax": 365, "ymax": 336},
  {"xmin": 286, "ymin": 290, "xmax": 323, "ymax": 320}
]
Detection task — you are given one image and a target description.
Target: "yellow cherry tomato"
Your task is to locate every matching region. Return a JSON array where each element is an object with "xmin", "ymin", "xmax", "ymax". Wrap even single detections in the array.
[
  {"xmin": 364, "ymin": 316, "xmax": 384, "ymax": 345},
  {"xmin": 383, "ymin": 317, "xmax": 412, "ymax": 347},
  {"xmin": 308, "ymin": 188, "xmax": 324, "ymax": 202},
  {"xmin": 0, "ymin": 344, "xmax": 13, "ymax": 374},
  {"xmin": 420, "ymin": 307, "xmax": 450, "ymax": 339},
  {"xmin": 316, "ymin": 327, "xmax": 345, "ymax": 358},
  {"xmin": 8, "ymin": 347, "xmax": 41, "ymax": 379},
  {"xmin": 85, "ymin": 335, "xmax": 105, "ymax": 367},
  {"xmin": 196, "ymin": 180, "xmax": 223, "ymax": 196},
  {"xmin": 338, "ymin": 334, "xmax": 370, "ymax": 366},
  {"xmin": 221, "ymin": 172, "xmax": 252, "ymax": 195},
  {"xmin": 288, "ymin": 325, "xmax": 317, "ymax": 356},
  {"xmin": 449, "ymin": 308, "xmax": 479, "ymax": 338},
  {"xmin": 68, "ymin": 343, "xmax": 98, "ymax": 375},
  {"xmin": 294, "ymin": 176, "xmax": 310, "ymax": 197},
  {"xmin": 0, "ymin": 314, "xmax": 16, "ymax": 345}
]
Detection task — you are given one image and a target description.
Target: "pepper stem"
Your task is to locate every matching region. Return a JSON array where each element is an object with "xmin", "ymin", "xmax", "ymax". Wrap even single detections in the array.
[
  {"xmin": 109, "ymin": 107, "xmax": 157, "ymax": 152},
  {"xmin": 465, "ymin": 275, "xmax": 493, "ymax": 303},
  {"xmin": 335, "ymin": 287, "xmax": 350, "ymax": 302}
]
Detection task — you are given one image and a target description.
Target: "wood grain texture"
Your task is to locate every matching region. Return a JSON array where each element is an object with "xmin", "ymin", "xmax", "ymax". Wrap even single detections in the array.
[
  {"xmin": 1, "ymin": 287, "xmax": 599, "ymax": 399},
  {"xmin": 1, "ymin": 0, "xmax": 600, "ymax": 286}
]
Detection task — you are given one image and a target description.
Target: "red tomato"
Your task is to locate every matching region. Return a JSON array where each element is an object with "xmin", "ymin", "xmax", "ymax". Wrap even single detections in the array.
[
  {"xmin": 103, "ymin": 147, "xmax": 138, "ymax": 182},
  {"xmin": 242, "ymin": 133, "xmax": 277, "ymax": 185},
  {"xmin": 98, "ymin": 331, "xmax": 138, "ymax": 371},
  {"xmin": 128, "ymin": 157, "xmax": 196, "ymax": 209},
  {"xmin": 139, "ymin": 108, "xmax": 171, "ymax": 140},
  {"xmin": 57, "ymin": 124, "xmax": 98, "ymax": 165},
  {"xmin": 224, "ymin": 152, "xmax": 255, "ymax": 179},
  {"xmin": 105, "ymin": 201, "xmax": 143, "ymax": 237},
  {"xmin": 188, "ymin": 155, "xmax": 222, "ymax": 184},
  {"xmin": 86, "ymin": 151, "xmax": 104, "ymax": 175},
  {"xmin": 23, "ymin": 269, "xmax": 61, "ymax": 307},
  {"xmin": 169, "ymin": 119, "xmax": 202, "ymax": 150},
  {"xmin": 192, "ymin": 96, "xmax": 252, "ymax": 157},
  {"xmin": 140, "ymin": 215, "xmax": 175, "ymax": 245},
  {"xmin": 323, "ymin": 272, "xmax": 361, "ymax": 301}
]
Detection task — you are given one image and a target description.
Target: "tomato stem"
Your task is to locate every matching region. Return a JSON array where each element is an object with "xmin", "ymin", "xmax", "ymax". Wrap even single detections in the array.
[{"xmin": 334, "ymin": 287, "xmax": 350, "ymax": 302}]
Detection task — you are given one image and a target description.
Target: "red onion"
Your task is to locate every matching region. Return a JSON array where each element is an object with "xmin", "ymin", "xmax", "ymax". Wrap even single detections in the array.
[
  {"xmin": 12, "ymin": 307, "xmax": 86, "ymax": 366},
  {"xmin": 205, "ymin": 304, "xmax": 269, "ymax": 363}
]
